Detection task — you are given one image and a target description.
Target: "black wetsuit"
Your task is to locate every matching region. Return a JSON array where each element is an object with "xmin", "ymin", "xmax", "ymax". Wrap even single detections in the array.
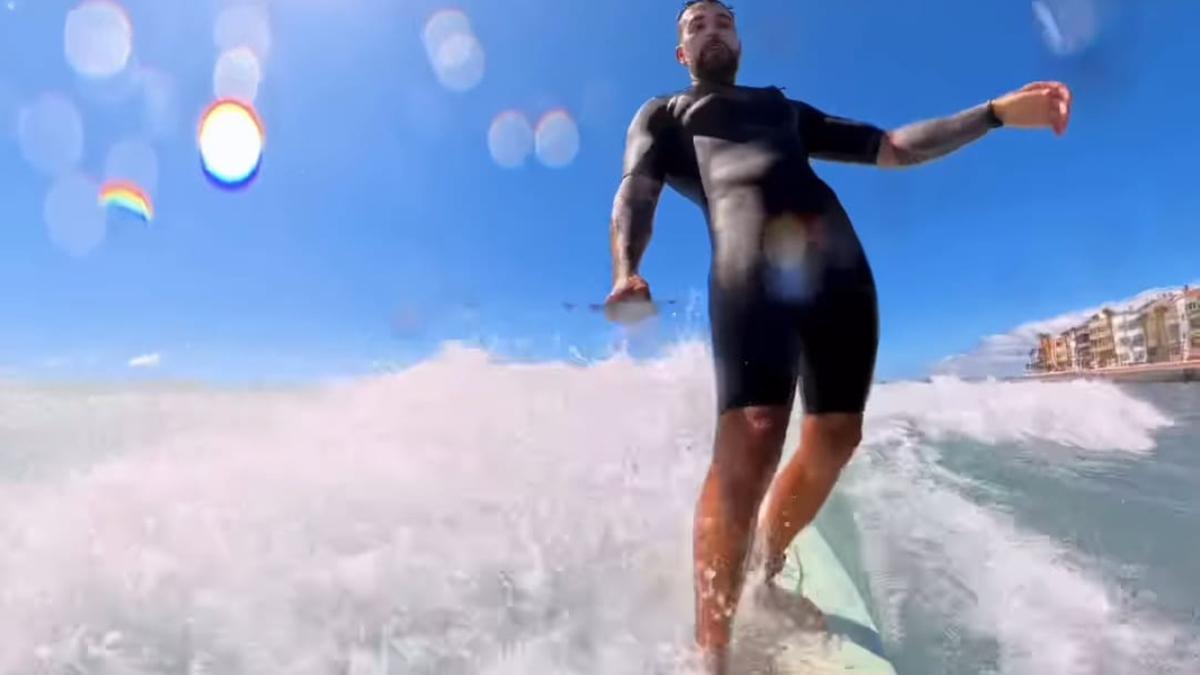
[{"xmin": 622, "ymin": 83, "xmax": 888, "ymax": 415}]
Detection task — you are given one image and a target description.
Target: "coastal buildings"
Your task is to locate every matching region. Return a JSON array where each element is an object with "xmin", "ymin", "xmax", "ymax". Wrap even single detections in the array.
[
  {"xmin": 1144, "ymin": 294, "xmax": 1182, "ymax": 363},
  {"xmin": 1053, "ymin": 331, "xmax": 1076, "ymax": 371},
  {"xmin": 1179, "ymin": 288, "xmax": 1200, "ymax": 360},
  {"xmin": 1087, "ymin": 309, "xmax": 1118, "ymax": 369},
  {"xmin": 1026, "ymin": 284, "xmax": 1199, "ymax": 378},
  {"xmin": 1113, "ymin": 308, "xmax": 1148, "ymax": 366}
]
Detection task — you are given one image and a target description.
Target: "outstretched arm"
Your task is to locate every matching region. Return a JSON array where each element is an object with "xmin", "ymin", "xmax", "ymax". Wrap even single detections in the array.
[
  {"xmin": 798, "ymin": 81, "xmax": 1072, "ymax": 168},
  {"xmin": 876, "ymin": 102, "xmax": 1002, "ymax": 167},
  {"xmin": 610, "ymin": 173, "xmax": 663, "ymax": 283},
  {"xmin": 878, "ymin": 81, "xmax": 1073, "ymax": 168}
]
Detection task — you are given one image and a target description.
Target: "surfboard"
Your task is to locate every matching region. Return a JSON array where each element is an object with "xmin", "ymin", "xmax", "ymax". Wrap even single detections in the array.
[{"xmin": 735, "ymin": 526, "xmax": 898, "ymax": 673}]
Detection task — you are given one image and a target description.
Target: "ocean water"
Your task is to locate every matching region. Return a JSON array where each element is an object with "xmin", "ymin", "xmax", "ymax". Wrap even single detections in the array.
[{"xmin": 0, "ymin": 341, "xmax": 1197, "ymax": 674}]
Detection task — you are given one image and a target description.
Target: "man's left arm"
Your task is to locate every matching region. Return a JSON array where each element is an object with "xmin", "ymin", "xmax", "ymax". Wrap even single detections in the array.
[
  {"xmin": 878, "ymin": 81, "xmax": 1073, "ymax": 168},
  {"xmin": 798, "ymin": 81, "xmax": 1072, "ymax": 168}
]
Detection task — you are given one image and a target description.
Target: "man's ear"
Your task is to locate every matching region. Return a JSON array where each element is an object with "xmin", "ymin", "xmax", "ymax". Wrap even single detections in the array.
[{"xmin": 675, "ymin": 44, "xmax": 687, "ymax": 65}]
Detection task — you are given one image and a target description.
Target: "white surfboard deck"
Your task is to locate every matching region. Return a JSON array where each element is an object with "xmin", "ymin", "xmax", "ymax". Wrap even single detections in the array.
[{"xmin": 731, "ymin": 526, "xmax": 897, "ymax": 673}]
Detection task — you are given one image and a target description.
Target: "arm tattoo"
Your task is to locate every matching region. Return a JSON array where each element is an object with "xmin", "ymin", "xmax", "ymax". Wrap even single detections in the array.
[
  {"xmin": 881, "ymin": 102, "xmax": 1002, "ymax": 167},
  {"xmin": 610, "ymin": 174, "xmax": 663, "ymax": 281}
]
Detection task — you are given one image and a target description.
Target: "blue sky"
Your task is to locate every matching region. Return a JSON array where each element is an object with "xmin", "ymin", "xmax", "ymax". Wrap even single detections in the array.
[{"xmin": 0, "ymin": 0, "xmax": 1196, "ymax": 384}]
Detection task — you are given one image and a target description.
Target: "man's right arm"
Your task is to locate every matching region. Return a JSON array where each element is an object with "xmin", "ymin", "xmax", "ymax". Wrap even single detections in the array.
[
  {"xmin": 610, "ymin": 98, "xmax": 669, "ymax": 284},
  {"xmin": 610, "ymin": 174, "xmax": 663, "ymax": 283}
]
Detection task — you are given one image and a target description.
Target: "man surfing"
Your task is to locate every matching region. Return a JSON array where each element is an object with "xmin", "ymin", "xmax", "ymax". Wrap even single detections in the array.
[{"xmin": 601, "ymin": 1, "xmax": 1072, "ymax": 671}]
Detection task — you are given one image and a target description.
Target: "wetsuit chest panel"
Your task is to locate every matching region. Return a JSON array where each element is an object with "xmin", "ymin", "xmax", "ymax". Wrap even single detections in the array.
[
  {"xmin": 672, "ymin": 87, "xmax": 834, "ymax": 218},
  {"xmin": 679, "ymin": 86, "xmax": 799, "ymax": 147}
]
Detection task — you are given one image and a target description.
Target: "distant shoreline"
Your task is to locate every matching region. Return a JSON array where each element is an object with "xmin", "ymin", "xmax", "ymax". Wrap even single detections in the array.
[{"xmin": 1019, "ymin": 360, "xmax": 1200, "ymax": 383}]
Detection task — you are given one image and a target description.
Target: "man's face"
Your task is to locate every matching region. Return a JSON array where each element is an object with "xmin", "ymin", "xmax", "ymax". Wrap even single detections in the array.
[{"xmin": 676, "ymin": 3, "xmax": 741, "ymax": 83}]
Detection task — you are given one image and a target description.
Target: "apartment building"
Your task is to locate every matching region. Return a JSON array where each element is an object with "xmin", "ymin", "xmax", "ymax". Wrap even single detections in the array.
[
  {"xmin": 1025, "ymin": 284, "xmax": 1197, "ymax": 373},
  {"xmin": 1113, "ymin": 308, "xmax": 1148, "ymax": 366},
  {"xmin": 1073, "ymin": 325, "xmax": 1093, "ymax": 371},
  {"xmin": 1181, "ymin": 287, "xmax": 1200, "ymax": 360},
  {"xmin": 1087, "ymin": 310, "xmax": 1118, "ymax": 368},
  {"xmin": 1054, "ymin": 330, "xmax": 1076, "ymax": 370},
  {"xmin": 1143, "ymin": 294, "xmax": 1183, "ymax": 363}
]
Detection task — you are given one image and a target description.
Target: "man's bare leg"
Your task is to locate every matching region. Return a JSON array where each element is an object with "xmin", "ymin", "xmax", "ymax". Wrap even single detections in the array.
[
  {"xmin": 694, "ymin": 405, "xmax": 790, "ymax": 672},
  {"xmin": 755, "ymin": 413, "xmax": 864, "ymax": 582}
]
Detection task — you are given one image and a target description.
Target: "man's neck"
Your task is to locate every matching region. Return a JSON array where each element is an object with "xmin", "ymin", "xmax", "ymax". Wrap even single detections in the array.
[{"xmin": 691, "ymin": 74, "xmax": 738, "ymax": 88}]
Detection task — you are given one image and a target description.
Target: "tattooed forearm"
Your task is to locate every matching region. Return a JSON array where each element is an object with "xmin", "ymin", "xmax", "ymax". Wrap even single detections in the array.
[
  {"xmin": 878, "ymin": 102, "xmax": 1002, "ymax": 168},
  {"xmin": 610, "ymin": 173, "xmax": 663, "ymax": 281}
]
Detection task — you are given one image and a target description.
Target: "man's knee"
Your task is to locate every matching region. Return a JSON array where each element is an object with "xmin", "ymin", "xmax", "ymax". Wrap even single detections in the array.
[
  {"xmin": 804, "ymin": 413, "xmax": 864, "ymax": 464},
  {"xmin": 720, "ymin": 406, "xmax": 789, "ymax": 453},
  {"xmin": 713, "ymin": 405, "xmax": 789, "ymax": 484},
  {"xmin": 740, "ymin": 406, "xmax": 790, "ymax": 444}
]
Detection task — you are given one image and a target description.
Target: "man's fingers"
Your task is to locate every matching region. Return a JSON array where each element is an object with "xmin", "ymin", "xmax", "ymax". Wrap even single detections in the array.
[
  {"xmin": 1006, "ymin": 82, "xmax": 1071, "ymax": 134},
  {"xmin": 1055, "ymin": 101, "xmax": 1070, "ymax": 135},
  {"xmin": 1021, "ymin": 81, "xmax": 1071, "ymax": 108},
  {"xmin": 1040, "ymin": 83, "xmax": 1072, "ymax": 110},
  {"xmin": 1021, "ymin": 81, "xmax": 1058, "ymax": 93},
  {"xmin": 1046, "ymin": 97, "xmax": 1063, "ymax": 133}
]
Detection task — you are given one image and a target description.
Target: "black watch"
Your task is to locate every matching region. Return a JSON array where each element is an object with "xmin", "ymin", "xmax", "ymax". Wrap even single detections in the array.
[{"xmin": 985, "ymin": 100, "xmax": 1004, "ymax": 128}]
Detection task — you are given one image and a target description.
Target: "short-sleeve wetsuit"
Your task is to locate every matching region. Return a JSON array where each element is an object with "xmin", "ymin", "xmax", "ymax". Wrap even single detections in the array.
[{"xmin": 622, "ymin": 82, "xmax": 887, "ymax": 415}]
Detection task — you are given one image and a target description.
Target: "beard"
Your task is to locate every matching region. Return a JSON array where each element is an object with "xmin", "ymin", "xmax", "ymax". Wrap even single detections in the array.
[{"xmin": 693, "ymin": 40, "xmax": 740, "ymax": 83}]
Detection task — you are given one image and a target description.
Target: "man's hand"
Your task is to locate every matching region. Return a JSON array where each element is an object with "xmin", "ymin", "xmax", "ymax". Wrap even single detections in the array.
[
  {"xmin": 992, "ymin": 81, "xmax": 1073, "ymax": 136},
  {"xmin": 603, "ymin": 274, "xmax": 657, "ymax": 325}
]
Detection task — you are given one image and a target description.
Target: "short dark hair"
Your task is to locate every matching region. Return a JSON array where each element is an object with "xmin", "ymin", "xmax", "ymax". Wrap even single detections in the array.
[{"xmin": 677, "ymin": 0, "xmax": 735, "ymax": 22}]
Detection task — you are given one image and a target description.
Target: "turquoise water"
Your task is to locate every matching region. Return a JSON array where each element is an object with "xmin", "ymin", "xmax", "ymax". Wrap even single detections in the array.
[
  {"xmin": 833, "ymin": 380, "xmax": 1200, "ymax": 674},
  {"xmin": 0, "ymin": 344, "xmax": 1196, "ymax": 673}
]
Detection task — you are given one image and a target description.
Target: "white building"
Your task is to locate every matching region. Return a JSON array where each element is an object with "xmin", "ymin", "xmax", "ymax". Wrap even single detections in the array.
[
  {"xmin": 1112, "ymin": 309, "xmax": 1148, "ymax": 366},
  {"xmin": 1179, "ymin": 287, "xmax": 1200, "ymax": 360}
]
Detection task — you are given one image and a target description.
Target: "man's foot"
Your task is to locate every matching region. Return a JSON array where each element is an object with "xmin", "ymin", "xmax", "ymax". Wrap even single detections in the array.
[
  {"xmin": 698, "ymin": 646, "xmax": 729, "ymax": 675},
  {"xmin": 763, "ymin": 550, "xmax": 786, "ymax": 582},
  {"xmin": 745, "ymin": 533, "xmax": 788, "ymax": 584},
  {"xmin": 750, "ymin": 581, "xmax": 828, "ymax": 633}
]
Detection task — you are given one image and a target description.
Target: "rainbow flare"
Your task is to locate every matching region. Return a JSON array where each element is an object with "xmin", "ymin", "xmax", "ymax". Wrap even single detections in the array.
[{"xmin": 98, "ymin": 180, "xmax": 154, "ymax": 222}]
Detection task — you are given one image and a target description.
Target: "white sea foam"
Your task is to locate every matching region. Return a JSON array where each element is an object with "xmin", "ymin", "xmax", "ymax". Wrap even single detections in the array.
[
  {"xmin": 0, "ymin": 341, "xmax": 1191, "ymax": 673},
  {"xmin": 845, "ymin": 378, "xmax": 1191, "ymax": 674}
]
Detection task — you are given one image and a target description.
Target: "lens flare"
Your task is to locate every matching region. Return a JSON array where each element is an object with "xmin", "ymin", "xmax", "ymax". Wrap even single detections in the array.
[
  {"xmin": 64, "ymin": 0, "xmax": 132, "ymax": 79},
  {"xmin": 99, "ymin": 179, "xmax": 153, "ymax": 223},
  {"xmin": 213, "ymin": 46, "xmax": 262, "ymax": 103},
  {"xmin": 214, "ymin": 3, "xmax": 271, "ymax": 61},
  {"xmin": 763, "ymin": 214, "xmax": 817, "ymax": 302},
  {"xmin": 17, "ymin": 91, "xmax": 84, "ymax": 176},
  {"xmin": 488, "ymin": 110, "xmax": 533, "ymax": 169},
  {"xmin": 1032, "ymin": 0, "xmax": 1099, "ymax": 56},
  {"xmin": 422, "ymin": 9, "xmax": 485, "ymax": 92},
  {"xmin": 197, "ymin": 99, "xmax": 264, "ymax": 189},
  {"xmin": 422, "ymin": 8, "xmax": 471, "ymax": 50},
  {"xmin": 45, "ymin": 172, "xmax": 105, "ymax": 257},
  {"xmin": 534, "ymin": 109, "xmax": 580, "ymax": 168},
  {"xmin": 104, "ymin": 138, "xmax": 158, "ymax": 193}
]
